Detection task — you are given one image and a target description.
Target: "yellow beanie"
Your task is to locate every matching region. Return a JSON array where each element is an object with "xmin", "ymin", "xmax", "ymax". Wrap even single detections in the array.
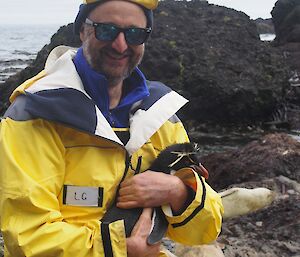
[{"xmin": 82, "ymin": 0, "xmax": 158, "ymax": 10}]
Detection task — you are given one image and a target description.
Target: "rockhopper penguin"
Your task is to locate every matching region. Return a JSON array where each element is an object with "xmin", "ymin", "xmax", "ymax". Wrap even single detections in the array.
[{"xmin": 101, "ymin": 142, "xmax": 209, "ymax": 244}]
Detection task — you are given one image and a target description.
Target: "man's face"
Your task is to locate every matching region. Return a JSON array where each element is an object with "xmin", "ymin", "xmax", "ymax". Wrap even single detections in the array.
[{"xmin": 80, "ymin": 0, "xmax": 147, "ymax": 83}]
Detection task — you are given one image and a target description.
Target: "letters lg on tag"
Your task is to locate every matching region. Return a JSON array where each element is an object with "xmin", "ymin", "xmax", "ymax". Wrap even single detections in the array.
[{"xmin": 63, "ymin": 185, "xmax": 103, "ymax": 207}]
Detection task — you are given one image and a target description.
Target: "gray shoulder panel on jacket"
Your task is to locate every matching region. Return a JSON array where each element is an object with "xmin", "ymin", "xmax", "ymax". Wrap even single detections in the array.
[
  {"xmin": 3, "ymin": 95, "xmax": 34, "ymax": 121},
  {"xmin": 168, "ymin": 114, "xmax": 181, "ymax": 123}
]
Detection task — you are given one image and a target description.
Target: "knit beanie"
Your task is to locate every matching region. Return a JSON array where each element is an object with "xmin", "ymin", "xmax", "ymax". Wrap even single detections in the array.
[{"xmin": 74, "ymin": 0, "xmax": 158, "ymax": 35}]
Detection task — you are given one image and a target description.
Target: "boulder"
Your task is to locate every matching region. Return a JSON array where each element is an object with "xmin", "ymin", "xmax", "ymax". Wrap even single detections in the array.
[
  {"xmin": 0, "ymin": 0, "xmax": 291, "ymax": 128},
  {"xmin": 145, "ymin": 1, "xmax": 290, "ymax": 126},
  {"xmin": 255, "ymin": 18, "xmax": 275, "ymax": 34},
  {"xmin": 270, "ymin": 1, "xmax": 300, "ymax": 131},
  {"xmin": 271, "ymin": 0, "xmax": 300, "ymax": 45}
]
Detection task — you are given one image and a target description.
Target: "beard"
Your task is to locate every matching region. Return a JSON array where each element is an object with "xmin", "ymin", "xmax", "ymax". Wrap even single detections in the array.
[{"xmin": 83, "ymin": 43, "xmax": 144, "ymax": 85}]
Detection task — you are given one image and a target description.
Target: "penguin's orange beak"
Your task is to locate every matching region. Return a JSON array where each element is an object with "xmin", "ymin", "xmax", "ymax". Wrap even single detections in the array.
[{"xmin": 191, "ymin": 164, "xmax": 209, "ymax": 179}]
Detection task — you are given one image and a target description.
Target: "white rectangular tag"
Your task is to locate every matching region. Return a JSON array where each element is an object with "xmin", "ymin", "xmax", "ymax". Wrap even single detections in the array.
[{"xmin": 63, "ymin": 185, "xmax": 103, "ymax": 207}]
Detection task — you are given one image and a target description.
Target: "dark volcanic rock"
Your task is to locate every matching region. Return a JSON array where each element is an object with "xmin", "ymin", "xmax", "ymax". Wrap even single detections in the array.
[
  {"xmin": 0, "ymin": 0, "xmax": 290, "ymax": 128},
  {"xmin": 271, "ymin": 0, "xmax": 300, "ymax": 131},
  {"xmin": 272, "ymin": 0, "xmax": 300, "ymax": 45},
  {"xmin": 203, "ymin": 133, "xmax": 300, "ymax": 191},
  {"xmin": 143, "ymin": 1, "xmax": 290, "ymax": 126},
  {"xmin": 255, "ymin": 18, "xmax": 275, "ymax": 34}
]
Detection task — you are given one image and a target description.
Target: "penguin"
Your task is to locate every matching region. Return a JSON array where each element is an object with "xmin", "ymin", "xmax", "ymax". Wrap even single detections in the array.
[
  {"xmin": 150, "ymin": 143, "xmax": 209, "ymax": 179},
  {"xmin": 101, "ymin": 143, "xmax": 208, "ymax": 245}
]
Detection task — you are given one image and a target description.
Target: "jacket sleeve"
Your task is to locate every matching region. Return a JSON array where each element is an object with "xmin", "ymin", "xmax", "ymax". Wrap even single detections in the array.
[
  {"xmin": 164, "ymin": 168, "xmax": 223, "ymax": 245},
  {"xmin": 156, "ymin": 119, "xmax": 223, "ymax": 246},
  {"xmin": 0, "ymin": 118, "xmax": 127, "ymax": 257}
]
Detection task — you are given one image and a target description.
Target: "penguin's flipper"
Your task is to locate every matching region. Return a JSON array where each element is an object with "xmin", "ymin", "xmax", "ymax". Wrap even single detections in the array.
[
  {"xmin": 101, "ymin": 204, "xmax": 143, "ymax": 237},
  {"xmin": 147, "ymin": 207, "xmax": 169, "ymax": 245}
]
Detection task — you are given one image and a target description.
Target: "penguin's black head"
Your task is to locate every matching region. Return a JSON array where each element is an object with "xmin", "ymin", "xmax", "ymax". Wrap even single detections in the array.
[{"xmin": 149, "ymin": 143, "xmax": 200, "ymax": 173}]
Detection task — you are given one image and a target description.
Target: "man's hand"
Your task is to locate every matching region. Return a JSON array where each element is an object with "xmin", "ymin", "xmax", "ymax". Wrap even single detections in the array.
[
  {"xmin": 117, "ymin": 171, "xmax": 189, "ymax": 213},
  {"xmin": 126, "ymin": 208, "xmax": 160, "ymax": 257}
]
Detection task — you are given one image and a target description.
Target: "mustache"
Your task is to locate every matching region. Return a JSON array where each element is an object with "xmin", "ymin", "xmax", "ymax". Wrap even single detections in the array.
[{"xmin": 101, "ymin": 46, "xmax": 133, "ymax": 58}]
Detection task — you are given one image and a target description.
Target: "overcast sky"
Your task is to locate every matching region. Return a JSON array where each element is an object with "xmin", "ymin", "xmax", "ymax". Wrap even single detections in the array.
[{"xmin": 0, "ymin": 0, "xmax": 277, "ymax": 25}]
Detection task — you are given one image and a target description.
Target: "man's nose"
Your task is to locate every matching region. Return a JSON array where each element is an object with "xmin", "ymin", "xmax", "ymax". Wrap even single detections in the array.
[{"xmin": 111, "ymin": 32, "xmax": 128, "ymax": 53}]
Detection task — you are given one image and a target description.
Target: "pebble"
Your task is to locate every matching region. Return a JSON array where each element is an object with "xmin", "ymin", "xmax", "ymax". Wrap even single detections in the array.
[
  {"xmin": 255, "ymin": 221, "xmax": 263, "ymax": 227},
  {"xmin": 162, "ymin": 238, "xmax": 176, "ymax": 253}
]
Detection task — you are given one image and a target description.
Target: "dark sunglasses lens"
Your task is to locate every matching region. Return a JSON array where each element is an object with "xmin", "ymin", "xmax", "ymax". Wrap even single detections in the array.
[
  {"xmin": 95, "ymin": 24, "xmax": 118, "ymax": 41},
  {"xmin": 125, "ymin": 28, "xmax": 149, "ymax": 45}
]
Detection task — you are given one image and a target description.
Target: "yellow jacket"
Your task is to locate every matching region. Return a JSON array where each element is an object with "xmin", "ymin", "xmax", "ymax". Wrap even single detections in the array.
[{"xmin": 0, "ymin": 46, "xmax": 223, "ymax": 257}]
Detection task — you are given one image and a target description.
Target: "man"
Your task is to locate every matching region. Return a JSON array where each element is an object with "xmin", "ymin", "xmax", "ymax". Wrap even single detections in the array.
[{"xmin": 0, "ymin": 0, "xmax": 223, "ymax": 256}]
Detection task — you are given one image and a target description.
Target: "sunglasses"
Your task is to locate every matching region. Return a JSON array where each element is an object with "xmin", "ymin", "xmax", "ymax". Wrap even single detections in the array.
[{"xmin": 85, "ymin": 18, "xmax": 152, "ymax": 45}]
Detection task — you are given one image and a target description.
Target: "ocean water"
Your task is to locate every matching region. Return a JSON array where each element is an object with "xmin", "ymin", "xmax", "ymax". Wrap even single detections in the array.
[{"xmin": 0, "ymin": 24, "xmax": 61, "ymax": 83}]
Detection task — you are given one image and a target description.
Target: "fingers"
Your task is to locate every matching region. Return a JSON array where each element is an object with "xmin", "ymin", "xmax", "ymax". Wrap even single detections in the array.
[
  {"xmin": 117, "ymin": 171, "xmax": 177, "ymax": 209},
  {"xmin": 140, "ymin": 207, "xmax": 153, "ymax": 218},
  {"xmin": 119, "ymin": 178, "xmax": 132, "ymax": 188},
  {"xmin": 130, "ymin": 207, "xmax": 153, "ymax": 237},
  {"xmin": 116, "ymin": 200, "xmax": 139, "ymax": 209},
  {"xmin": 118, "ymin": 181, "xmax": 139, "ymax": 198},
  {"xmin": 117, "ymin": 179, "xmax": 144, "ymax": 208}
]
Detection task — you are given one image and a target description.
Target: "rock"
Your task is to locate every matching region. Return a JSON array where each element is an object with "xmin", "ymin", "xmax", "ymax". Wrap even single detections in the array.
[
  {"xmin": 203, "ymin": 133, "xmax": 300, "ymax": 191},
  {"xmin": 269, "ymin": 0, "xmax": 300, "ymax": 130},
  {"xmin": 277, "ymin": 175, "xmax": 300, "ymax": 193},
  {"xmin": 0, "ymin": 0, "xmax": 291, "ymax": 128},
  {"xmin": 271, "ymin": 0, "xmax": 300, "ymax": 45},
  {"xmin": 144, "ymin": 1, "xmax": 290, "ymax": 126},
  {"xmin": 274, "ymin": 41, "xmax": 300, "ymax": 131},
  {"xmin": 255, "ymin": 18, "xmax": 275, "ymax": 34}
]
